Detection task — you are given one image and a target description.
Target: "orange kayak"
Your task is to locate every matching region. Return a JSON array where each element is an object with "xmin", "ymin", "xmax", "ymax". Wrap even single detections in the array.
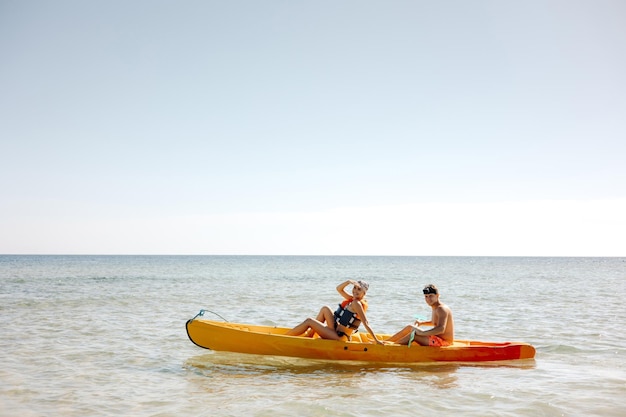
[{"xmin": 186, "ymin": 317, "xmax": 536, "ymax": 363}]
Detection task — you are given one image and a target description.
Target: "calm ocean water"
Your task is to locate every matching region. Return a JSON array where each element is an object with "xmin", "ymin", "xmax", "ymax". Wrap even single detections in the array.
[{"xmin": 1, "ymin": 255, "xmax": 625, "ymax": 416}]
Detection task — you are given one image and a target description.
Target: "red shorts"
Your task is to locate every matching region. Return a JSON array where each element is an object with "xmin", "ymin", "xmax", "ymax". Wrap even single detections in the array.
[{"xmin": 429, "ymin": 335, "xmax": 451, "ymax": 347}]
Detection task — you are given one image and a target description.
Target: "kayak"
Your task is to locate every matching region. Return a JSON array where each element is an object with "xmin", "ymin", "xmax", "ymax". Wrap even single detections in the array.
[{"xmin": 185, "ymin": 316, "xmax": 536, "ymax": 363}]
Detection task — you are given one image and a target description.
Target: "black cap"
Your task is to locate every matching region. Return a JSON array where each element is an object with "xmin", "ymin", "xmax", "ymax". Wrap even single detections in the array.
[{"xmin": 423, "ymin": 284, "xmax": 438, "ymax": 295}]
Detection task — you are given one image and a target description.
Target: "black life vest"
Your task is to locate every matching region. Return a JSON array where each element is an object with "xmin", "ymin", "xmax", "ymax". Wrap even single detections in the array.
[{"xmin": 333, "ymin": 298, "xmax": 366, "ymax": 329}]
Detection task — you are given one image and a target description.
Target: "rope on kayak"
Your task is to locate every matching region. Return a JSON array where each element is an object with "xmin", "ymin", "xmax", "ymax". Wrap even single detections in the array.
[{"xmin": 191, "ymin": 309, "xmax": 229, "ymax": 322}]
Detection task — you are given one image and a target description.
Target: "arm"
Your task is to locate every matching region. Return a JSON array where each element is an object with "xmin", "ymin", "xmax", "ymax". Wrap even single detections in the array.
[
  {"xmin": 336, "ymin": 280, "xmax": 356, "ymax": 300},
  {"xmin": 415, "ymin": 308, "xmax": 448, "ymax": 337},
  {"xmin": 352, "ymin": 301, "xmax": 384, "ymax": 345},
  {"xmin": 414, "ymin": 311, "xmax": 434, "ymax": 327}
]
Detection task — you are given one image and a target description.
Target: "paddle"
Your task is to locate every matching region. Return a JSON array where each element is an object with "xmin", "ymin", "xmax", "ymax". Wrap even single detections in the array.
[{"xmin": 408, "ymin": 314, "xmax": 428, "ymax": 347}]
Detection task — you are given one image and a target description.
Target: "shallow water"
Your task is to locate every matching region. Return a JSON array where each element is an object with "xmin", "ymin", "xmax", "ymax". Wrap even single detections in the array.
[{"xmin": 1, "ymin": 256, "xmax": 625, "ymax": 416}]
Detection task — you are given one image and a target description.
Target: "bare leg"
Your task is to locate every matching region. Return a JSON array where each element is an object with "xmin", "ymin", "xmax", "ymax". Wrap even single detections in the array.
[
  {"xmin": 395, "ymin": 332, "xmax": 429, "ymax": 346},
  {"xmin": 315, "ymin": 305, "xmax": 335, "ymax": 324},
  {"xmin": 386, "ymin": 324, "xmax": 415, "ymax": 343},
  {"xmin": 302, "ymin": 318, "xmax": 343, "ymax": 340},
  {"xmin": 286, "ymin": 318, "xmax": 342, "ymax": 340},
  {"xmin": 286, "ymin": 320, "xmax": 313, "ymax": 336},
  {"xmin": 303, "ymin": 306, "xmax": 335, "ymax": 337},
  {"xmin": 387, "ymin": 324, "xmax": 430, "ymax": 346}
]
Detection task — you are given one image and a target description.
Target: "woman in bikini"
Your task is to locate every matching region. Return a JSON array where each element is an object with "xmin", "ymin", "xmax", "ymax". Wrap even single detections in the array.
[{"xmin": 286, "ymin": 279, "xmax": 384, "ymax": 345}]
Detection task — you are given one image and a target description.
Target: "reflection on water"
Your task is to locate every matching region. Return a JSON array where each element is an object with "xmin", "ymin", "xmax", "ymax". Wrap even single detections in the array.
[
  {"xmin": 184, "ymin": 350, "xmax": 536, "ymax": 392},
  {"xmin": 186, "ymin": 351, "xmax": 535, "ymax": 372},
  {"xmin": 185, "ymin": 351, "xmax": 460, "ymax": 373}
]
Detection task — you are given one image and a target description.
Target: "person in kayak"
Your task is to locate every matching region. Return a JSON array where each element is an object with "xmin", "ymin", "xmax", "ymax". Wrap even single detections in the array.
[
  {"xmin": 286, "ymin": 279, "xmax": 384, "ymax": 344},
  {"xmin": 385, "ymin": 284, "xmax": 454, "ymax": 347}
]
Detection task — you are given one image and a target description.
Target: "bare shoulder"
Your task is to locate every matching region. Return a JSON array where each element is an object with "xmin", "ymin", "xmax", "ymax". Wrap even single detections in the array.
[{"xmin": 437, "ymin": 303, "xmax": 452, "ymax": 315}]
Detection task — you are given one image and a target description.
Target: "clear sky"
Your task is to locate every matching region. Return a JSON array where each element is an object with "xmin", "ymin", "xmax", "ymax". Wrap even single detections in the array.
[{"xmin": 1, "ymin": 1, "xmax": 625, "ymax": 256}]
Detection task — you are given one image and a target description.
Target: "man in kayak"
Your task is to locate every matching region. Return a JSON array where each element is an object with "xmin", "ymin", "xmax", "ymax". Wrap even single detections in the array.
[
  {"xmin": 286, "ymin": 279, "xmax": 384, "ymax": 345},
  {"xmin": 385, "ymin": 284, "xmax": 454, "ymax": 346}
]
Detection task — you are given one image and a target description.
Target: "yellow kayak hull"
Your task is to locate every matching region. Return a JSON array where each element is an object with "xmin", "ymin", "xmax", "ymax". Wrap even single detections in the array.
[{"xmin": 186, "ymin": 319, "xmax": 536, "ymax": 363}]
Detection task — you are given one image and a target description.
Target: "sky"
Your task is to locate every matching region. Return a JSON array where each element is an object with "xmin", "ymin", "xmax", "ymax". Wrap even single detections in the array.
[{"xmin": 1, "ymin": 1, "xmax": 625, "ymax": 256}]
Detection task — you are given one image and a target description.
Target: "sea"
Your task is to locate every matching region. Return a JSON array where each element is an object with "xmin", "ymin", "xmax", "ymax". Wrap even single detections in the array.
[{"xmin": 1, "ymin": 255, "xmax": 625, "ymax": 417}]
